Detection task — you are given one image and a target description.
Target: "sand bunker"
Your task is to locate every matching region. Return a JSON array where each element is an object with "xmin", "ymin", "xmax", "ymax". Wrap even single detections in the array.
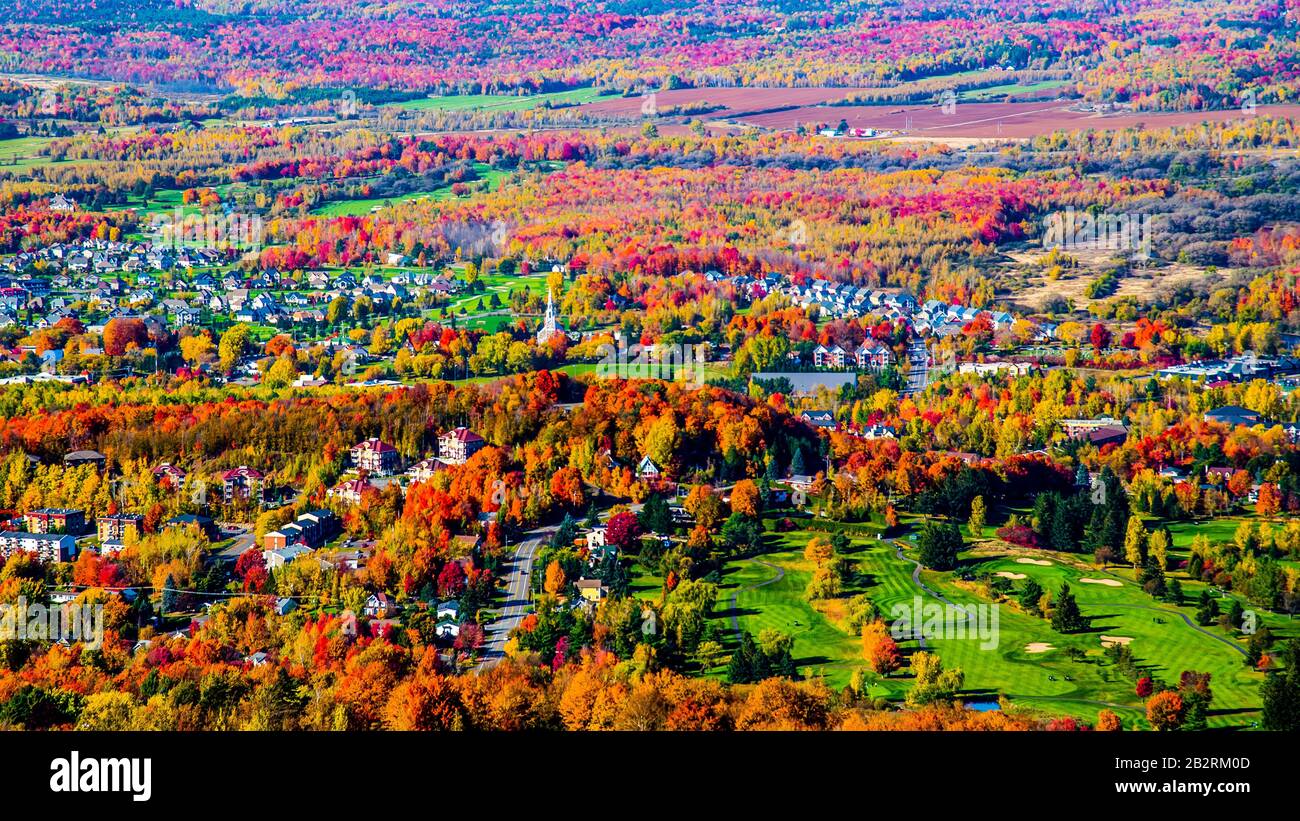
[
  {"xmin": 996, "ymin": 571, "xmax": 1027, "ymax": 580},
  {"xmin": 1101, "ymin": 636, "xmax": 1133, "ymax": 647},
  {"xmin": 1079, "ymin": 577, "xmax": 1123, "ymax": 587},
  {"xmin": 1016, "ymin": 558, "xmax": 1052, "ymax": 566},
  {"xmin": 1024, "ymin": 642, "xmax": 1054, "ymax": 653}
]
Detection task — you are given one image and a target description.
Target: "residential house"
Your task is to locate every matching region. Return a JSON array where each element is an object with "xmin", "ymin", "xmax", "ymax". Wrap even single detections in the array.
[
  {"xmin": 636, "ymin": 456, "xmax": 661, "ymax": 479},
  {"xmin": 153, "ymin": 462, "xmax": 187, "ymax": 488},
  {"xmin": 350, "ymin": 437, "xmax": 400, "ymax": 475},
  {"xmin": 364, "ymin": 592, "xmax": 397, "ymax": 618},
  {"xmin": 0, "ymin": 531, "xmax": 77, "ymax": 562},
  {"xmin": 435, "ymin": 620, "xmax": 460, "ymax": 639},
  {"xmin": 813, "ymin": 344, "xmax": 848, "ymax": 368},
  {"xmin": 575, "ymin": 578, "xmax": 609, "ymax": 603},
  {"xmin": 97, "ymin": 513, "xmax": 143, "ymax": 543},
  {"xmin": 265, "ymin": 510, "xmax": 338, "ymax": 550},
  {"xmin": 63, "ymin": 449, "xmax": 106, "ymax": 470},
  {"xmin": 854, "ymin": 340, "xmax": 894, "ymax": 371},
  {"xmin": 222, "ymin": 466, "xmax": 265, "ymax": 504},
  {"xmin": 263, "ymin": 544, "xmax": 315, "ymax": 571},
  {"xmin": 328, "ymin": 478, "xmax": 375, "ymax": 506},
  {"xmin": 406, "ymin": 457, "xmax": 449, "ymax": 485},
  {"xmin": 161, "ymin": 299, "xmax": 201, "ymax": 326},
  {"xmin": 25, "ymin": 508, "xmax": 87, "ymax": 535},
  {"xmin": 800, "ymin": 409, "xmax": 836, "ymax": 429},
  {"xmin": 859, "ymin": 423, "xmax": 897, "ymax": 440},
  {"xmin": 438, "ymin": 427, "xmax": 486, "ymax": 465}
]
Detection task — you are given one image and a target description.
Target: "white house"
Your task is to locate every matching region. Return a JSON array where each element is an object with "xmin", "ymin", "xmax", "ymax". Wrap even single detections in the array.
[{"xmin": 636, "ymin": 455, "xmax": 661, "ymax": 479}]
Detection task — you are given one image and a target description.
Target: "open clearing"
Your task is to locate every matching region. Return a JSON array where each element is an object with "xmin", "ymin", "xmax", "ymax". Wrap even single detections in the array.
[{"xmin": 736, "ymin": 100, "xmax": 1300, "ymax": 140}]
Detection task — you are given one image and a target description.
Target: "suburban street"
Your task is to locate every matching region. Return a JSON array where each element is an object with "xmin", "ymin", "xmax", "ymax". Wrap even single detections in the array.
[
  {"xmin": 475, "ymin": 523, "xmax": 555, "ymax": 670},
  {"xmin": 215, "ymin": 523, "xmax": 256, "ymax": 564},
  {"xmin": 902, "ymin": 338, "xmax": 929, "ymax": 396}
]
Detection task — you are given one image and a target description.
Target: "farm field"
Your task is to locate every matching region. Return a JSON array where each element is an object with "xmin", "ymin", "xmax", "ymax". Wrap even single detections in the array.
[
  {"xmin": 0, "ymin": 135, "xmax": 59, "ymax": 170},
  {"xmin": 392, "ymin": 87, "xmax": 612, "ymax": 112},
  {"xmin": 737, "ymin": 100, "xmax": 1300, "ymax": 139}
]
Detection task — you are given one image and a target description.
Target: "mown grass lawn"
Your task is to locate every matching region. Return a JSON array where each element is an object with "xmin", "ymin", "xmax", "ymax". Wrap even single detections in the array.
[
  {"xmin": 310, "ymin": 162, "xmax": 511, "ymax": 215},
  {"xmin": 911, "ymin": 550, "xmax": 1279, "ymax": 728},
  {"xmin": 703, "ymin": 524, "xmax": 889, "ymax": 690},
  {"xmin": 391, "ymin": 87, "xmax": 610, "ymax": 112},
  {"xmin": 690, "ymin": 511, "xmax": 1286, "ymax": 728}
]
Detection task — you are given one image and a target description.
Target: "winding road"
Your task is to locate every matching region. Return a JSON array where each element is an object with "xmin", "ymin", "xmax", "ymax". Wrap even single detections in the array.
[{"xmin": 475, "ymin": 523, "xmax": 554, "ymax": 671}]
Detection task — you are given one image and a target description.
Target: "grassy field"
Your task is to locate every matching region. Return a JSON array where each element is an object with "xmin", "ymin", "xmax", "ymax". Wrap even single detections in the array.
[
  {"xmin": 311, "ymin": 162, "xmax": 511, "ymax": 216},
  {"xmin": 959, "ymin": 79, "xmax": 1071, "ymax": 101},
  {"xmin": 919, "ymin": 551, "xmax": 1270, "ymax": 728},
  {"xmin": 0, "ymin": 125, "xmax": 141, "ymax": 171},
  {"xmin": 0, "ymin": 135, "xmax": 60, "ymax": 170},
  {"xmin": 392, "ymin": 87, "xmax": 611, "ymax": 112},
  {"xmin": 697, "ymin": 523, "xmax": 888, "ymax": 690},
  {"xmin": 682, "ymin": 510, "xmax": 1284, "ymax": 728}
]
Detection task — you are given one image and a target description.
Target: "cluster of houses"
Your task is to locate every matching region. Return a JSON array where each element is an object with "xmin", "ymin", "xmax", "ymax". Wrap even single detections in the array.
[
  {"xmin": 812, "ymin": 339, "xmax": 894, "ymax": 371},
  {"xmin": 799, "ymin": 408, "xmax": 897, "ymax": 440},
  {"xmin": 0, "ymin": 248, "xmax": 469, "ymax": 335},
  {"xmin": 3, "ymin": 239, "xmax": 226, "ymax": 279},
  {"xmin": 774, "ymin": 281, "xmax": 1046, "ymax": 340},
  {"xmin": 705, "ymin": 270, "xmax": 1056, "ymax": 354},
  {"xmin": 262, "ymin": 510, "xmax": 341, "ymax": 568},
  {"xmin": 326, "ymin": 429, "xmax": 490, "ymax": 503},
  {"xmin": 0, "ymin": 504, "xmax": 216, "ymax": 563}
]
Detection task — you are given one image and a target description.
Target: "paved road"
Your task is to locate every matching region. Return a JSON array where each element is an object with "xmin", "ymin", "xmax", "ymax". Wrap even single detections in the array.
[
  {"xmin": 473, "ymin": 501, "xmax": 645, "ymax": 670},
  {"xmin": 476, "ymin": 523, "xmax": 555, "ymax": 670},
  {"xmin": 215, "ymin": 524, "xmax": 256, "ymax": 563},
  {"xmin": 902, "ymin": 339, "xmax": 929, "ymax": 396}
]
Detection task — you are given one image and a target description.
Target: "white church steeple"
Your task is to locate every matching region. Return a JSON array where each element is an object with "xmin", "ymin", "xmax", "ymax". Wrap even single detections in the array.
[{"xmin": 537, "ymin": 286, "xmax": 559, "ymax": 344}]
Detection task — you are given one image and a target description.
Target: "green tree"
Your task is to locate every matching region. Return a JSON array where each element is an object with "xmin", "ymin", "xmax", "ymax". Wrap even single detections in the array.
[
  {"xmin": 906, "ymin": 651, "xmax": 964, "ymax": 706},
  {"xmin": 789, "ymin": 445, "xmax": 806, "ymax": 477},
  {"xmin": 967, "ymin": 495, "xmax": 986, "ymax": 538},
  {"xmin": 1019, "ymin": 578, "xmax": 1044, "ymax": 615},
  {"xmin": 1051, "ymin": 583, "xmax": 1086, "ymax": 633},
  {"xmin": 917, "ymin": 521, "xmax": 962, "ymax": 571},
  {"xmin": 1262, "ymin": 640, "xmax": 1300, "ymax": 731},
  {"xmin": 639, "ymin": 494, "xmax": 672, "ymax": 536},
  {"xmin": 161, "ymin": 573, "xmax": 178, "ymax": 613}
]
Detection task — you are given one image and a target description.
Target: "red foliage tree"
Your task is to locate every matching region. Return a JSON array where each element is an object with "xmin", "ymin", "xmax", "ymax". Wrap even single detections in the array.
[{"xmin": 605, "ymin": 511, "xmax": 642, "ymax": 550}]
